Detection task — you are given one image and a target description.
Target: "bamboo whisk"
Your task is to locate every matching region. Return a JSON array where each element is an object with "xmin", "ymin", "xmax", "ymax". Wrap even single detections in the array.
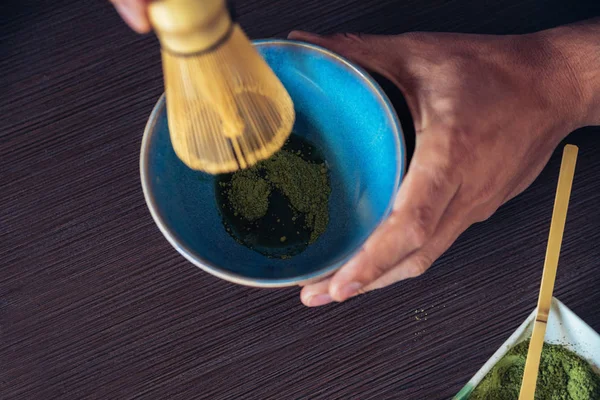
[{"xmin": 148, "ymin": 0, "xmax": 295, "ymax": 174}]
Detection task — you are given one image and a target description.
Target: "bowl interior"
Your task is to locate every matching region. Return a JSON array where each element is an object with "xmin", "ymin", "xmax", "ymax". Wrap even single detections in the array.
[{"xmin": 142, "ymin": 40, "xmax": 404, "ymax": 285}]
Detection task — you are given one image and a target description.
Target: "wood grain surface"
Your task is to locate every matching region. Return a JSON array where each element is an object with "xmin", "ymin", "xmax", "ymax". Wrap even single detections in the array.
[{"xmin": 2, "ymin": 0, "xmax": 600, "ymax": 399}]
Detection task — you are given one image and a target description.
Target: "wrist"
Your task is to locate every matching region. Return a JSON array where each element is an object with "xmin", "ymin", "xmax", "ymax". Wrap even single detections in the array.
[{"xmin": 535, "ymin": 19, "xmax": 600, "ymax": 128}]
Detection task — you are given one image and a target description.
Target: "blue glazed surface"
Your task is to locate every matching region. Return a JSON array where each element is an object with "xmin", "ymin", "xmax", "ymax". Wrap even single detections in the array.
[{"xmin": 140, "ymin": 40, "xmax": 406, "ymax": 287}]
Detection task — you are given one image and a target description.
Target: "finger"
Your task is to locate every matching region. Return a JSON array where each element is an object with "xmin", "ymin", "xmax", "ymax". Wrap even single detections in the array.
[
  {"xmin": 288, "ymin": 30, "xmax": 423, "ymax": 128},
  {"xmin": 111, "ymin": 0, "xmax": 151, "ymax": 33},
  {"xmin": 363, "ymin": 203, "xmax": 470, "ymax": 292},
  {"xmin": 300, "ymin": 278, "xmax": 333, "ymax": 307},
  {"xmin": 328, "ymin": 134, "xmax": 461, "ymax": 301},
  {"xmin": 287, "ymin": 31, "xmax": 403, "ymax": 86}
]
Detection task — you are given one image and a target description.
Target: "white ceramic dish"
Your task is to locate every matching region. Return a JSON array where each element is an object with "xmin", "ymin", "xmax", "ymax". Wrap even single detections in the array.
[{"xmin": 454, "ymin": 297, "xmax": 600, "ymax": 399}]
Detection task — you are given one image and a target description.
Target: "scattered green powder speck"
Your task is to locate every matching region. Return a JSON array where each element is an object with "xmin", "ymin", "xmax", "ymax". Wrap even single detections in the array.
[{"xmin": 470, "ymin": 340, "xmax": 600, "ymax": 400}]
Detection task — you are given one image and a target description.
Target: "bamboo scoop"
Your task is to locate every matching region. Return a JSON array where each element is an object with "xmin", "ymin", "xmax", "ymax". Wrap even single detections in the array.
[{"xmin": 518, "ymin": 144, "xmax": 578, "ymax": 400}]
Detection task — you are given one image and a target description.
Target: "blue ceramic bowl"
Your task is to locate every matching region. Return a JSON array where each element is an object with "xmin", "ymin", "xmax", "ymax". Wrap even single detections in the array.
[{"xmin": 140, "ymin": 39, "xmax": 406, "ymax": 287}]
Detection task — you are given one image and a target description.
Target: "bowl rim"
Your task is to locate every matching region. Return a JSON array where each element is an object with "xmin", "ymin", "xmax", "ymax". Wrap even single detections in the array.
[{"xmin": 140, "ymin": 39, "xmax": 407, "ymax": 287}]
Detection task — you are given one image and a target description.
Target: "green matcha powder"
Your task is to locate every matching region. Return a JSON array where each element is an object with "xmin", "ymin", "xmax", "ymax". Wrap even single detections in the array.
[
  {"xmin": 470, "ymin": 340, "xmax": 600, "ymax": 400},
  {"xmin": 218, "ymin": 135, "xmax": 331, "ymax": 257}
]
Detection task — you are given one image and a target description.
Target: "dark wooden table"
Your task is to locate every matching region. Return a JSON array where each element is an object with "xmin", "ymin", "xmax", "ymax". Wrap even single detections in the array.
[{"xmin": 2, "ymin": 0, "xmax": 600, "ymax": 399}]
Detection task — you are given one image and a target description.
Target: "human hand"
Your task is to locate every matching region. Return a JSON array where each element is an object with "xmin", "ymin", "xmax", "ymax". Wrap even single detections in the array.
[
  {"xmin": 290, "ymin": 27, "xmax": 598, "ymax": 307},
  {"xmin": 110, "ymin": 0, "xmax": 151, "ymax": 33}
]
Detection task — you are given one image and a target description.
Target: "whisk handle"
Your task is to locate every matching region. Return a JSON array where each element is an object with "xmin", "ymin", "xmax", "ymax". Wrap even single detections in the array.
[{"xmin": 149, "ymin": 0, "xmax": 232, "ymax": 55}]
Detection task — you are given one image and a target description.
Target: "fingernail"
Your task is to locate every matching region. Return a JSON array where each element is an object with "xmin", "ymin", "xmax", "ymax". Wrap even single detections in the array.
[
  {"xmin": 339, "ymin": 282, "xmax": 362, "ymax": 300},
  {"xmin": 307, "ymin": 294, "xmax": 333, "ymax": 307}
]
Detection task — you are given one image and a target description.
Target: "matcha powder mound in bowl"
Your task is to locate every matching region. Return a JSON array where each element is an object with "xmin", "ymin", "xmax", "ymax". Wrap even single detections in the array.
[
  {"xmin": 262, "ymin": 150, "xmax": 330, "ymax": 243},
  {"xmin": 223, "ymin": 169, "xmax": 271, "ymax": 222},
  {"xmin": 470, "ymin": 340, "xmax": 600, "ymax": 400},
  {"xmin": 216, "ymin": 134, "xmax": 332, "ymax": 259}
]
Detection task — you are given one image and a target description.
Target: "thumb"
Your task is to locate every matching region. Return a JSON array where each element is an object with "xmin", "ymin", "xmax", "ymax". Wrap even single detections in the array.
[
  {"xmin": 111, "ymin": 0, "xmax": 151, "ymax": 33},
  {"xmin": 288, "ymin": 31, "xmax": 398, "ymax": 81}
]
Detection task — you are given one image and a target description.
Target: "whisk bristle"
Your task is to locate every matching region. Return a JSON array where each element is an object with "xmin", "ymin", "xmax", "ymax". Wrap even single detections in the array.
[{"xmin": 161, "ymin": 25, "xmax": 295, "ymax": 174}]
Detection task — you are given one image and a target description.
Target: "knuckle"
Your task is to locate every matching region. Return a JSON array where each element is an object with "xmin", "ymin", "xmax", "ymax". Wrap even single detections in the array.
[
  {"xmin": 474, "ymin": 211, "xmax": 494, "ymax": 223},
  {"xmin": 406, "ymin": 208, "xmax": 434, "ymax": 249},
  {"xmin": 472, "ymin": 202, "xmax": 500, "ymax": 223},
  {"xmin": 370, "ymin": 258, "xmax": 392, "ymax": 279},
  {"xmin": 471, "ymin": 209, "xmax": 491, "ymax": 223},
  {"xmin": 360, "ymin": 246, "xmax": 393, "ymax": 280},
  {"xmin": 408, "ymin": 253, "xmax": 433, "ymax": 277}
]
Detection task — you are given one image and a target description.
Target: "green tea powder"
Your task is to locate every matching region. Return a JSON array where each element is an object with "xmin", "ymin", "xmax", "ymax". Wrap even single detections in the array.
[
  {"xmin": 261, "ymin": 150, "xmax": 330, "ymax": 243},
  {"xmin": 225, "ymin": 169, "xmax": 271, "ymax": 222},
  {"xmin": 470, "ymin": 340, "xmax": 600, "ymax": 400},
  {"xmin": 217, "ymin": 134, "xmax": 331, "ymax": 258}
]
